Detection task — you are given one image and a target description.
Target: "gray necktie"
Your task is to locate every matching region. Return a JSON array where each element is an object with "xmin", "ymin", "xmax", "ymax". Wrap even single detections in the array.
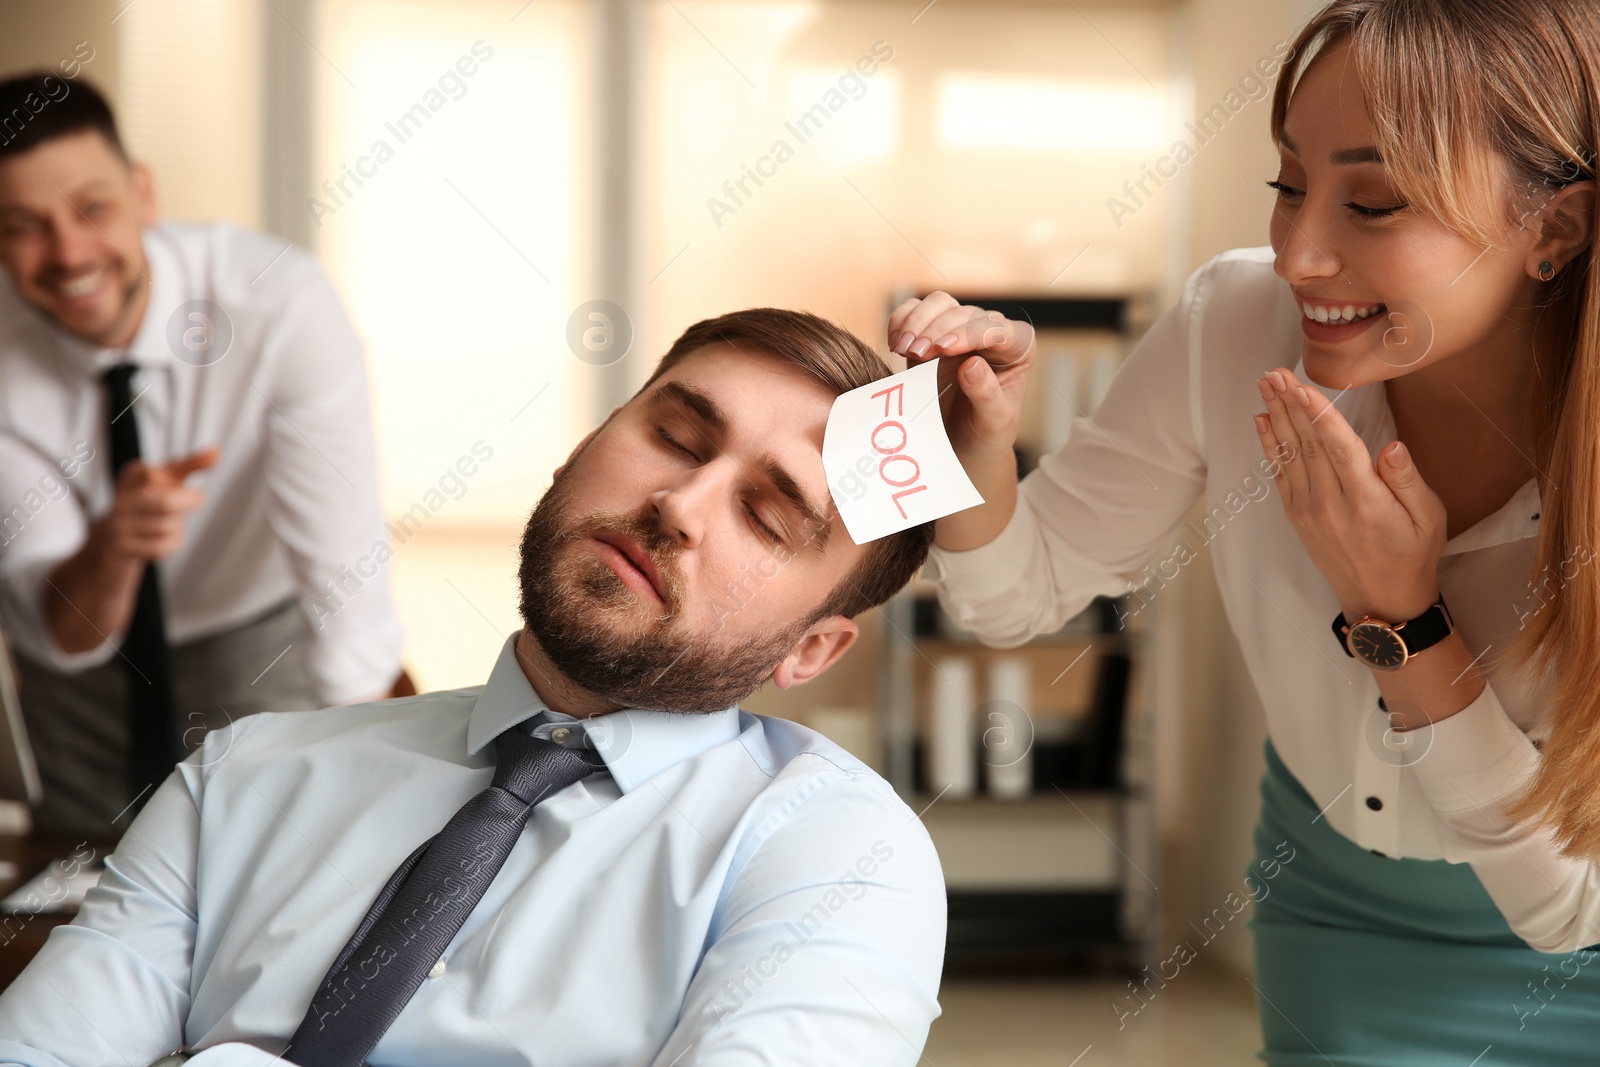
[{"xmin": 285, "ymin": 727, "xmax": 594, "ymax": 1066}]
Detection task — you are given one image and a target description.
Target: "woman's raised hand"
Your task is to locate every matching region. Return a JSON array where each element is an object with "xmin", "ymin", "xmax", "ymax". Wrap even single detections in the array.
[
  {"xmin": 1253, "ymin": 367, "xmax": 1448, "ymax": 624},
  {"xmin": 886, "ymin": 292, "xmax": 1036, "ymax": 479}
]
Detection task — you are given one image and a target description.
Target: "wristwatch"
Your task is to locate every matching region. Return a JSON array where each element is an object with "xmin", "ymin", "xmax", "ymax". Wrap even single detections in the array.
[{"xmin": 1331, "ymin": 597, "xmax": 1455, "ymax": 670}]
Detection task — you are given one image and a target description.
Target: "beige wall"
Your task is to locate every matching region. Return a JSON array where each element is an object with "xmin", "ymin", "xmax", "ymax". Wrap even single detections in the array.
[
  {"xmin": 0, "ymin": 0, "xmax": 265, "ymax": 234},
  {"xmin": 0, "ymin": 1, "xmax": 121, "ymax": 101},
  {"xmin": 116, "ymin": 0, "xmax": 265, "ymax": 230},
  {"xmin": 642, "ymin": 0, "xmax": 1179, "ymax": 378}
]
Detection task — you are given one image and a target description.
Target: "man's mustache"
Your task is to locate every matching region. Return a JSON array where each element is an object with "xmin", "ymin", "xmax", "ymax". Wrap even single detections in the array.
[{"xmin": 561, "ymin": 509, "xmax": 686, "ymax": 617}]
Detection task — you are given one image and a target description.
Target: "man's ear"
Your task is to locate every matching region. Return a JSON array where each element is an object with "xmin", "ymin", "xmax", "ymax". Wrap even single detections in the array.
[
  {"xmin": 552, "ymin": 405, "xmax": 621, "ymax": 482},
  {"xmin": 1527, "ymin": 180, "xmax": 1595, "ymax": 279},
  {"xmin": 770, "ymin": 615, "xmax": 859, "ymax": 690},
  {"xmin": 131, "ymin": 160, "xmax": 156, "ymax": 228}
]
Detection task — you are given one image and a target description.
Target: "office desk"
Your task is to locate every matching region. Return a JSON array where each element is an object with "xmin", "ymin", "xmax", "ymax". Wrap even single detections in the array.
[{"xmin": 0, "ymin": 834, "xmax": 115, "ymax": 992}]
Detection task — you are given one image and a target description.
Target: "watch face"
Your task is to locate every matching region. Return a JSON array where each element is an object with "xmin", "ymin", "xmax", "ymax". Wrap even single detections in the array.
[{"xmin": 1348, "ymin": 622, "xmax": 1407, "ymax": 669}]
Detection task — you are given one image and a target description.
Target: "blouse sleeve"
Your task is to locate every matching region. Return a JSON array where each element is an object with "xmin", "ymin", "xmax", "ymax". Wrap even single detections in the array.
[
  {"xmin": 919, "ymin": 255, "xmax": 1218, "ymax": 647},
  {"xmin": 1407, "ymin": 683, "xmax": 1600, "ymax": 953}
]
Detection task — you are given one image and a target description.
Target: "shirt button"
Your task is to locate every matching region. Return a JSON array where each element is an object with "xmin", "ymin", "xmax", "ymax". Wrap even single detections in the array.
[
  {"xmin": 1365, "ymin": 795, "xmax": 1383, "ymax": 811},
  {"xmin": 550, "ymin": 727, "xmax": 572, "ymax": 744},
  {"xmin": 427, "ymin": 958, "xmax": 446, "ymax": 979}
]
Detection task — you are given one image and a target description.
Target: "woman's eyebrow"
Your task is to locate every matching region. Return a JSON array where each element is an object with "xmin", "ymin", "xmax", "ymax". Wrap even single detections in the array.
[
  {"xmin": 1278, "ymin": 131, "xmax": 1383, "ymax": 165},
  {"xmin": 1331, "ymin": 145, "xmax": 1383, "ymax": 165}
]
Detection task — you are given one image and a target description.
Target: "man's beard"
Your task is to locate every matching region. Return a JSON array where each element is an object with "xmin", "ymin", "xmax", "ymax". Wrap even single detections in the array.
[{"xmin": 516, "ymin": 461, "xmax": 818, "ymax": 713}]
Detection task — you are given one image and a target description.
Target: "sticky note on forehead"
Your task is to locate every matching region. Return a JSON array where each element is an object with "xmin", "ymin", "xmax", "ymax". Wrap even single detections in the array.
[{"xmin": 823, "ymin": 358, "xmax": 984, "ymax": 545}]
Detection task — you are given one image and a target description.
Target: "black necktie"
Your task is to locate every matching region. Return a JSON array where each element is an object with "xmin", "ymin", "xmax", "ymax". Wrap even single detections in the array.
[
  {"xmin": 286, "ymin": 728, "xmax": 595, "ymax": 1067},
  {"xmin": 102, "ymin": 363, "xmax": 179, "ymax": 812}
]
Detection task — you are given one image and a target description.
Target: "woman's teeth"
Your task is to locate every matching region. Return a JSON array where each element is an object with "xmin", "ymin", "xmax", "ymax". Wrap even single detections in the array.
[{"xmin": 1301, "ymin": 302, "xmax": 1384, "ymax": 325}]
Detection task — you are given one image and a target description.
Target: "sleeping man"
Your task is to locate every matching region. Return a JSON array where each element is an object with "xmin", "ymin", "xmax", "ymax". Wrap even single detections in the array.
[{"xmin": 0, "ymin": 307, "xmax": 948, "ymax": 1066}]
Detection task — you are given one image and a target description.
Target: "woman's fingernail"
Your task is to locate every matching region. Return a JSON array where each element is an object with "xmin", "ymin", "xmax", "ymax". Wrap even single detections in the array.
[
  {"xmin": 1295, "ymin": 385, "xmax": 1309, "ymax": 405},
  {"xmin": 909, "ymin": 338, "xmax": 932, "ymax": 357},
  {"xmin": 1257, "ymin": 377, "xmax": 1273, "ymax": 400},
  {"xmin": 1254, "ymin": 414, "xmax": 1268, "ymax": 433},
  {"xmin": 1269, "ymin": 370, "xmax": 1286, "ymax": 391},
  {"xmin": 934, "ymin": 333, "xmax": 959, "ymax": 349}
]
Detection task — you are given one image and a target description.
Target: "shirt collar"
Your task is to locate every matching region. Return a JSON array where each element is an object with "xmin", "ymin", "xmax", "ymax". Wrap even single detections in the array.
[
  {"xmin": 466, "ymin": 633, "xmax": 745, "ymax": 793},
  {"xmin": 50, "ymin": 225, "xmax": 180, "ymax": 376},
  {"xmin": 1291, "ymin": 351, "xmax": 1541, "ymax": 556}
]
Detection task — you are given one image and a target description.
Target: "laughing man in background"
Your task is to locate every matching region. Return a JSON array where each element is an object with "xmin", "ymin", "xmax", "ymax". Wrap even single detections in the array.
[{"xmin": 0, "ymin": 73, "xmax": 410, "ymax": 839}]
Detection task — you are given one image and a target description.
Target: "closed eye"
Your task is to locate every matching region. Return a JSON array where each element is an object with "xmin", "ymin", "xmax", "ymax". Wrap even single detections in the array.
[
  {"xmin": 655, "ymin": 425, "xmax": 696, "ymax": 460},
  {"xmin": 1345, "ymin": 200, "xmax": 1406, "ymax": 219},
  {"xmin": 657, "ymin": 425, "xmax": 786, "ymax": 544},
  {"xmin": 1265, "ymin": 179, "xmax": 1405, "ymax": 219},
  {"xmin": 745, "ymin": 502, "xmax": 784, "ymax": 545}
]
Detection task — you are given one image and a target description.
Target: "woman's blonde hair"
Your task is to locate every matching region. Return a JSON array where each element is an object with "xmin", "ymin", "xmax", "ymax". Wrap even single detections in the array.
[{"xmin": 1271, "ymin": 0, "xmax": 1600, "ymax": 856}]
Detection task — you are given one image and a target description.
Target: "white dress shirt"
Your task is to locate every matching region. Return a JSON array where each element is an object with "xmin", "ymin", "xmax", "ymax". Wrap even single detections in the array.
[
  {"xmin": 0, "ymin": 219, "xmax": 401, "ymax": 704},
  {"xmin": 921, "ymin": 245, "xmax": 1600, "ymax": 954},
  {"xmin": 0, "ymin": 633, "xmax": 947, "ymax": 1066}
]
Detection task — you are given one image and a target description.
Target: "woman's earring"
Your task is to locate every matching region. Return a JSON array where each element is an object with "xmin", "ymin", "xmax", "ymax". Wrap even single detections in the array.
[{"xmin": 1539, "ymin": 260, "xmax": 1558, "ymax": 281}]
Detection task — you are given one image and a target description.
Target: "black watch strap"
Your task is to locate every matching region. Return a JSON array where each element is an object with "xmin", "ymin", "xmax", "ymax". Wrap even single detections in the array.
[{"xmin": 1332, "ymin": 598, "xmax": 1454, "ymax": 657}]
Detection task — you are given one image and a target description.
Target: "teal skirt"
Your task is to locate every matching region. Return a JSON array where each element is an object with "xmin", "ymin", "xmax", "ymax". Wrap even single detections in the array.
[{"xmin": 1249, "ymin": 738, "xmax": 1600, "ymax": 1065}]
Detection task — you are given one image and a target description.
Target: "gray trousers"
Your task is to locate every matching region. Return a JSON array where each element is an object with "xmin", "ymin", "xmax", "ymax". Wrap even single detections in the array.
[{"xmin": 14, "ymin": 597, "xmax": 316, "ymax": 839}]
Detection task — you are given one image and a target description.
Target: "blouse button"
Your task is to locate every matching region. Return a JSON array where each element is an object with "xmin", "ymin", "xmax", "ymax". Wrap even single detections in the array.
[
  {"xmin": 428, "ymin": 958, "xmax": 446, "ymax": 979},
  {"xmin": 551, "ymin": 727, "xmax": 572, "ymax": 745},
  {"xmin": 1365, "ymin": 795, "xmax": 1383, "ymax": 811}
]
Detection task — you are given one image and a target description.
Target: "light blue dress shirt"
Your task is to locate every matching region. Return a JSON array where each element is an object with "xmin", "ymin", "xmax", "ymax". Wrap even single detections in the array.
[{"xmin": 0, "ymin": 634, "xmax": 947, "ymax": 1065}]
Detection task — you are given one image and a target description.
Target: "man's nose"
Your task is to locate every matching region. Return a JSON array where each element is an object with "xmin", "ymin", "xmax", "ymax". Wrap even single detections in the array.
[
  {"xmin": 44, "ymin": 213, "xmax": 102, "ymax": 272},
  {"xmin": 649, "ymin": 460, "xmax": 733, "ymax": 550}
]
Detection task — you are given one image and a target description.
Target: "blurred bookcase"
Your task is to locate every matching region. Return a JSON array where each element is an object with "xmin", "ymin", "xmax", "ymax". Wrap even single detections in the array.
[{"xmin": 878, "ymin": 290, "xmax": 1160, "ymax": 973}]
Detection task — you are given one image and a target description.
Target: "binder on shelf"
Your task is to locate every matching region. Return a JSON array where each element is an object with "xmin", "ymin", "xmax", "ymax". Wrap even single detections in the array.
[
  {"xmin": 929, "ymin": 657, "xmax": 977, "ymax": 798},
  {"xmin": 984, "ymin": 657, "xmax": 1032, "ymax": 798},
  {"xmin": 1077, "ymin": 646, "xmax": 1131, "ymax": 790}
]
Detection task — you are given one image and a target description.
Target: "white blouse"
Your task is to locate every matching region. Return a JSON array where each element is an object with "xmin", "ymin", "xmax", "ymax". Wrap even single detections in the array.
[{"xmin": 920, "ymin": 245, "xmax": 1600, "ymax": 954}]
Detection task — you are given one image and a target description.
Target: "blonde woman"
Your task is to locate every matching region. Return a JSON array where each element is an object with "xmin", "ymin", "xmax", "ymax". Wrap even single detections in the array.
[{"xmin": 891, "ymin": 0, "xmax": 1600, "ymax": 1060}]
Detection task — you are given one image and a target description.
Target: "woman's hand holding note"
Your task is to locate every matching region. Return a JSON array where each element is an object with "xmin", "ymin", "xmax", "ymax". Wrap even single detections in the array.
[{"xmin": 887, "ymin": 292, "xmax": 1036, "ymax": 552}]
